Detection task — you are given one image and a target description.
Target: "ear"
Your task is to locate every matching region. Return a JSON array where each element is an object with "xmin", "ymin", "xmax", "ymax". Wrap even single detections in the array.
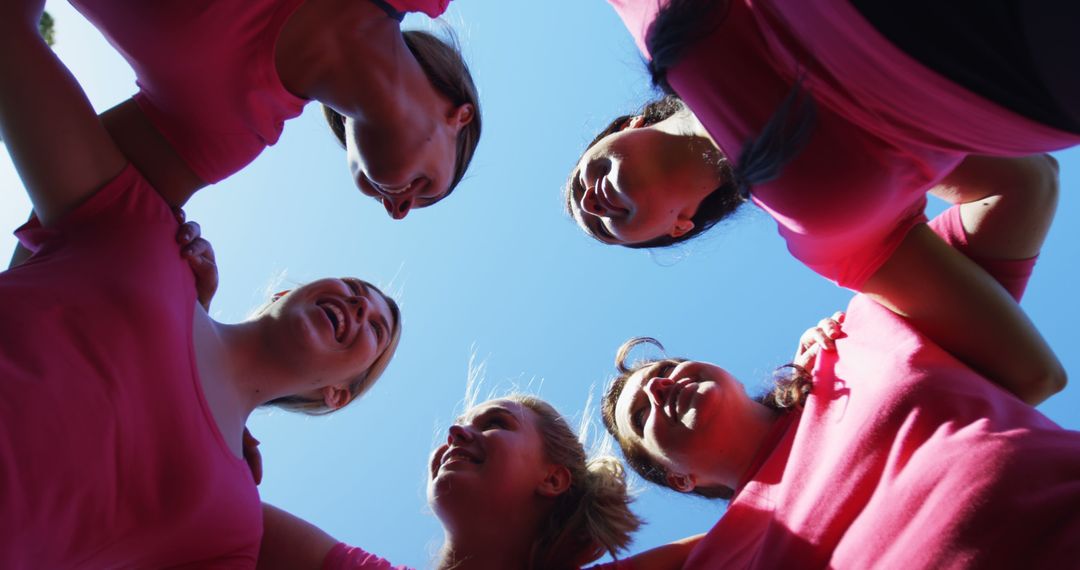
[
  {"xmin": 625, "ymin": 115, "xmax": 647, "ymax": 129},
  {"xmin": 448, "ymin": 103, "xmax": 475, "ymax": 129},
  {"xmin": 320, "ymin": 384, "xmax": 352, "ymax": 411},
  {"xmin": 665, "ymin": 471, "xmax": 696, "ymax": 493},
  {"xmin": 670, "ymin": 217, "xmax": 695, "ymax": 238},
  {"xmin": 537, "ymin": 464, "xmax": 573, "ymax": 498}
]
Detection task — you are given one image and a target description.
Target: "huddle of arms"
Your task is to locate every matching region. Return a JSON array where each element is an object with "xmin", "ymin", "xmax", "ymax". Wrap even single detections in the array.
[{"xmin": 860, "ymin": 154, "xmax": 1064, "ymax": 404}]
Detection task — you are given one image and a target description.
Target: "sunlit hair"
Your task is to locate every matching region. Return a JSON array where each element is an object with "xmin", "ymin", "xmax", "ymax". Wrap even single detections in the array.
[
  {"xmin": 323, "ymin": 29, "xmax": 482, "ymax": 203},
  {"xmin": 600, "ymin": 337, "xmax": 810, "ymax": 500},
  {"xmin": 507, "ymin": 394, "xmax": 642, "ymax": 569},
  {"xmin": 565, "ymin": 96, "xmax": 745, "ymax": 248},
  {"xmin": 260, "ymin": 280, "xmax": 403, "ymax": 415}
]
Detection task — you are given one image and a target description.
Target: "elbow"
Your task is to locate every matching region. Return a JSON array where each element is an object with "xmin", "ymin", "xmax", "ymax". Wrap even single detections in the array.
[
  {"xmin": 1033, "ymin": 154, "xmax": 1061, "ymax": 209},
  {"xmin": 1046, "ymin": 363, "xmax": 1068, "ymax": 396},
  {"xmin": 1025, "ymin": 362, "xmax": 1067, "ymax": 406}
]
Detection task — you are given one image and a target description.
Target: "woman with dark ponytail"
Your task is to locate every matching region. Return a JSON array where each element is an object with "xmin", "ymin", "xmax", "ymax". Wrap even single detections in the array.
[
  {"xmin": 568, "ymin": 0, "xmax": 1075, "ymax": 418},
  {"xmin": 75, "ymin": 0, "xmax": 481, "ymax": 220},
  {"xmin": 598, "ymin": 152, "xmax": 1079, "ymax": 567}
]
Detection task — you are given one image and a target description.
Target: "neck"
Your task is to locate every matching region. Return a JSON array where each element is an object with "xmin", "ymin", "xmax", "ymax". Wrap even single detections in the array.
[
  {"xmin": 193, "ymin": 310, "xmax": 316, "ymax": 438},
  {"xmin": 705, "ymin": 403, "xmax": 781, "ymax": 490},
  {"xmin": 663, "ymin": 109, "xmax": 719, "ymax": 149},
  {"xmin": 275, "ymin": 0, "xmax": 431, "ymax": 120},
  {"xmin": 438, "ymin": 533, "xmax": 536, "ymax": 570}
]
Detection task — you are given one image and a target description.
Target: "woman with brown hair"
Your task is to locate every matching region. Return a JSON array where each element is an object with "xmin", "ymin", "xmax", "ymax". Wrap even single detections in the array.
[
  {"xmin": 567, "ymin": 0, "xmax": 1079, "ymax": 417},
  {"xmin": 75, "ymin": 0, "xmax": 481, "ymax": 219},
  {"xmin": 597, "ymin": 153, "xmax": 1080, "ymax": 567}
]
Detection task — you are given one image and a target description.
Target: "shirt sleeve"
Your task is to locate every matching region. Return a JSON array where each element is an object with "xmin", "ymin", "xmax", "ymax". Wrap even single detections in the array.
[
  {"xmin": 383, "ymin": 0, "xmax": 451, "ymax": 18},
  {"xmin": 15, "ymin": 164, "xmax": 172, "ymax": 253},
  {"xmin": 926, "ymin": 205, "xmax": 1037, "ymax": 301},
  {"xmin": 322, "ymin": 542, "xmax": 413, "ymax": 570}
]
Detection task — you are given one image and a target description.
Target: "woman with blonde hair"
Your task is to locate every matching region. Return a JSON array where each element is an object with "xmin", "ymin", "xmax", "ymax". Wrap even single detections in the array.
[
  {"xmin": 0, "ymin": 5, "xmax": 402, "ymax": 565},
  {"xmin": 254, "ymin": 394, "xmax": 698, "ymax": 569}
]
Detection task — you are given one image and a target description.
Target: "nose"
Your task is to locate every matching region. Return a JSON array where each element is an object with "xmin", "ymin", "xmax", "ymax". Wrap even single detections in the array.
[
  {"xmin": 645, "ymin": 376, "xmax": 673, "ymax": 408},
  {"xmin": 346, "ymin": 295, "xmax": 370, "ymax": 319},
  {"xmin": 579, "ymin": 184, "xmax": 608, "ymax": 218},
  {"xmin": 447, "ymin": 424, "xmax": 474, "ymax": 445},
  {"xmin": 382, "ymin": 196, "xmax": 412, "ymax": 220}
]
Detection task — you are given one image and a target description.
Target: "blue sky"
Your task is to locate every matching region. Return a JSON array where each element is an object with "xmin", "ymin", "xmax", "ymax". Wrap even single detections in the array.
[{"xmin": 3, "ymin": 2, "xmax": 1079, "ymax": 566}]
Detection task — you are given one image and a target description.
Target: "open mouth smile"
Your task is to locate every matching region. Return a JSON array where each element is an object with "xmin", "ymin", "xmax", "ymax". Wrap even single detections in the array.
[{"xmin": 317, "ymin": 299, "xmax": 350, "ymax": 343}]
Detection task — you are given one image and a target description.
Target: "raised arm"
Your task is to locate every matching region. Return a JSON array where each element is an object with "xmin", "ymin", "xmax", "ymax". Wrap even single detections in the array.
[
  {"xmin": 861, "ymin": 154, "xmax": 1063, "ymax": 405},
  {"xmin": 0, "ymin": 3, "xmax": 126, "ymax": 226},
  {"xmin": 257, "ymin": 503, "xmax": 338, "ymax": 570}
]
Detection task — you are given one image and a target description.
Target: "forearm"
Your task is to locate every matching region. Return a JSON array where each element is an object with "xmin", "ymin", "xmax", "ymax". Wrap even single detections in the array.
[{"xmin": 863, "ymin": 225, "xmax": 1065, "ymax": 405}]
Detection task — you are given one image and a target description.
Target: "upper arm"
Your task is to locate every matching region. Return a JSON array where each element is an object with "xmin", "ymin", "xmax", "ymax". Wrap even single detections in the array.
[
  {"xmin": 0, "ymin": 23, "xmax": 126, "ymax": 226},
  {"xmin": 930, "ymin": 154, "xmax": 1059, "ymax": 259},
  {"xmin": 257, "ymin": 503, "xmax": 338, "ymax": 570},
  {"xmin": 622, "ymin": 534, "xmax": 704, "ymax": 570},
  {"xmin": 100, "ymin": 99, "xmax": 207, "ymax": 207},
  {"xmin": 861, "ymin": 225, "xmax": 1064, "ymax": 404}
]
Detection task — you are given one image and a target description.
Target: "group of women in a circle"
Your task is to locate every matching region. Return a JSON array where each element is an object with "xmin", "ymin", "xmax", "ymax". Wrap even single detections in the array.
[{"xmin": 2, "ymin": 0, "xmax": 1079, "ymax": 568}]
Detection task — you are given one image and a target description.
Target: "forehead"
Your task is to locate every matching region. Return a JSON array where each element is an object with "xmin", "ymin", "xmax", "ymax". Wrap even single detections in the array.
[{"xmin": 459, "ymin": 399, "xmax": 531, "ymax": 424}]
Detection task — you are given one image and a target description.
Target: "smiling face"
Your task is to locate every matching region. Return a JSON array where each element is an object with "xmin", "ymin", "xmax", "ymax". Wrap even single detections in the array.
[
  {"xmin": 612, "ymin": 360, "xmax": 752, "ymax": 490},
  {"xmin": 346, "ymin": 102, "xmax": 473, "ymax": 220},
  {"xmin": 428, "ymin": 399, "xmax": 561, "ymax": 526},
  {"xmin": 262, "ymin": 277, "xmax": 397, "ymax": 400},
  {"xmin": 567, "ymin": 119, "xmax": 723, "ymax": 245}
]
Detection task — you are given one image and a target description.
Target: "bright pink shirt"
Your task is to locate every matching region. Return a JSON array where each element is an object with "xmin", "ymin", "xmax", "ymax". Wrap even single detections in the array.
[
  {"xmin": 322, "ymin": 542, "xmax": 631, "ymax": 569},
  {"xmin": 608, "ymin": 0, "xmax": 1080, "ymax": 289},
  {"xmin": 683, "ymin": 207, "xmax": 1080, "ymax": 568},
  {"xmin": 68, "ymin": 0, "xmax": 452, "ymax": 184},
  {"xmin": 0, "ymin": 165, "xmax": 262, "ymax": 568}
]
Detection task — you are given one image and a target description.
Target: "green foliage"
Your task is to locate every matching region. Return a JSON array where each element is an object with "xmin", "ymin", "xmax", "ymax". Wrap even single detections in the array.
[{"xmin": 39, "ymin": 11, "xmax": 56, "ymax": 47}]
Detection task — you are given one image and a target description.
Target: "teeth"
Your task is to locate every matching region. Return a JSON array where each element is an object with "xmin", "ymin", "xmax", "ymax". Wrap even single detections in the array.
[
  {"xmin": 328, "ymin": 304, "xmax": 346, "ymax": 341},
  {"xmin": 379, "ymin": 182, "xmax": 412, "ymax": 195}
]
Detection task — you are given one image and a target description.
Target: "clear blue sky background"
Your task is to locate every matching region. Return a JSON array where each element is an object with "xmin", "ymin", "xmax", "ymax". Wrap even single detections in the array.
[{"xmin": 3, "ymin": 3, "xmax": 1079, "ymax": 567}]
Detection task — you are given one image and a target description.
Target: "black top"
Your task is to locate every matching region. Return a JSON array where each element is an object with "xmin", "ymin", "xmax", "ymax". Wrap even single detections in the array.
[{"xmin": 849, "ymin": 0, "xmax": 1080, "ymax": 133}]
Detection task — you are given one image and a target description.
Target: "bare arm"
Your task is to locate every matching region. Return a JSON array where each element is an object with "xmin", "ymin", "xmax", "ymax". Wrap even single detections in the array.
[
  {"xmin": 99, "ymin": 99, "xmax": 207, "ymax": 207},
  {"xmin": 862, "ymin": 154, "xmax": 1064, "ymax": 405},
  {"xmin": 621, "ymin": 534, "xmax": 704, "ymax": 570},
  {"xmin": 257, "ymin": 503, "xmax": 338, "ymax": 570},
  {"xmin": 0, "ymin": 8, "xmax": 126, "ymax": 226}
]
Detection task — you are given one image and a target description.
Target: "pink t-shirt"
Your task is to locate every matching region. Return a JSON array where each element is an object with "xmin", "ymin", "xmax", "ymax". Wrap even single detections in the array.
[
  {"xmin": 608, "ymin": 0, "xmax": 1080, "ymax": 289},
  {"xmin": 0, "ymin": 165, "xmax": 262, "ymax": 568},
  {"xmin": 322, "ymin": 542, "xmax": 631, "ymax": 569},
  {"xmin": 68, "ymin": 0, "xmax": 452, "ymax": 184},
  {"xmin": 683, "ymin": 207, "xmax": 1080, "ymax": 568}
]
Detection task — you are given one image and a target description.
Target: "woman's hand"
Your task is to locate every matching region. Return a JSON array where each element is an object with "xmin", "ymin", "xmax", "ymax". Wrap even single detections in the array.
[
  {"xmin": 174, "ymin": 212, "xmax": 219, "ymax": 311},
  {"xmin": 793, "ymin": 312, "xmax": 845, "ymax": 370}
]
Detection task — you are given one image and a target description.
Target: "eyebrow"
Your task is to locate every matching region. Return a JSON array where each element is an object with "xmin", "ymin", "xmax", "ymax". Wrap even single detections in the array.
[
  {"xmin": 361, "ymin": 283, "xmax": 393, "ymax": 340},
  {"xmin": 460, "ymin": 405, "xmax": 517, "ymax": 425}
]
